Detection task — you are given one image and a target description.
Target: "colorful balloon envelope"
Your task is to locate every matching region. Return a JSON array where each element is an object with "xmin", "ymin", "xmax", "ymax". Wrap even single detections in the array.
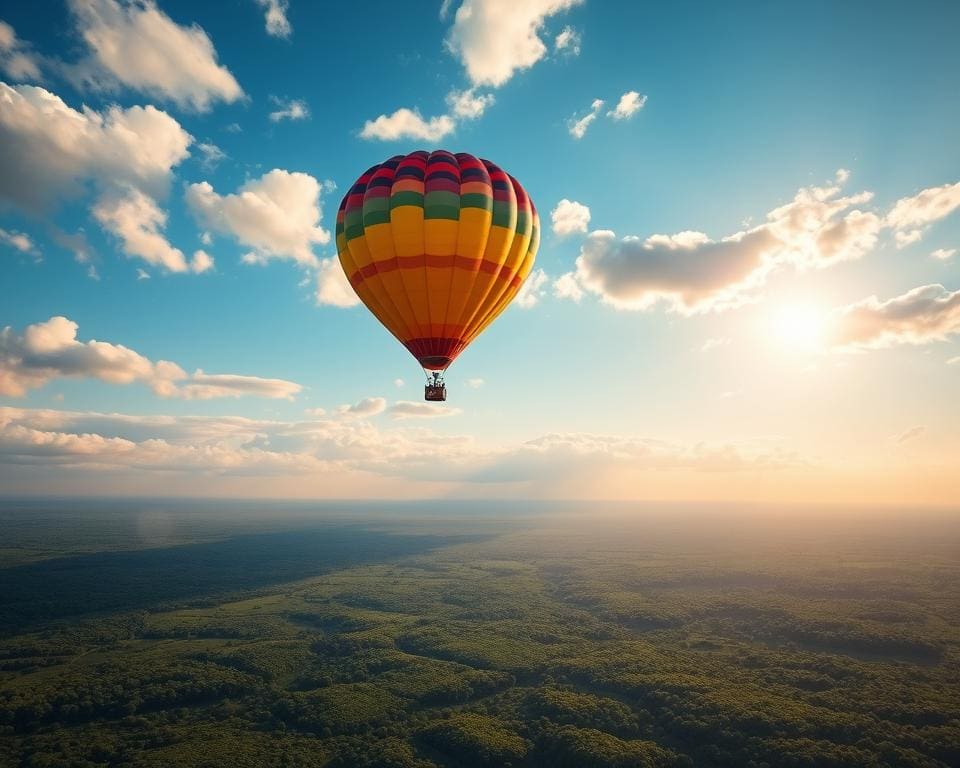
[{"xmin": 336, "ymin": 150, "xmax": 539, "ymax": 399}]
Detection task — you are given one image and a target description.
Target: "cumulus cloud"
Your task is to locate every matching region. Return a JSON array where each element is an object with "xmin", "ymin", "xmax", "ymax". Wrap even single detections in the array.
[
  {"xmin": 93, "ymin": 188, "xmax": 210, "ymax": 273},
  {"xmin": 551, "ymin": 198, "xmax": 591, "ymax": 236},
  {"xmin": 336, "ymin": 397, "xmax": 387, "ymax": 419},
  {"xmin": 360, "ymin": 107, "xmax": 455, "ymax": 142},
  {"xmin": 394, "ymin": 378, "xmax": 405, "ymax": 388},
  {"xmin": 552, "ymin": 271, "xmax": 583, "ymax": 302},
  {"xmin": 67, "ymin": 0, "xmax": 243, "ymax": 111},
  {"xmin": 559, "ymin": 175, "xmax": 884, "ymax": 314},
  {"xmin": 388, "ymin": 401, "xmax": 462, "ymax": 419},
  {"xmin": 568, "ymin": 98, "xmax": 603, "ymax": 139},
  {"xmin": 554, "ymin": 25, "xmax": 580, "ymax": 55},
  {"xmin": 186, "ymin": 169, "xmax": 330, "ymax": 267},
  {"xmin": 0, "ymin": 20, "xmax": 41, "ymax": 81},
  {"xmin": 255, "ymin": 0, "xmax": 291, "ymax": 38},
  {"xmin": 316, "ymin": 257, "xmax": 360, "ymax": 307},
  {"xmin": 516, "ymin": 268, "xmax": 549, "ymax": 308},
  {"xmin": 0, "ymin": 226, "xmax": 37, "ymax": 255},
  {"xmin": 0, "ymin": 83, "xmax": 191, "ymax": 212},
  {"xmin": 0, "ymin": 316, "xmax": 300, "ymax": 399},
  {"xmin": 885, "ymin": 181, "xmax": 960, "ymax": 246},
  {"xmin": 827, "ymin": 284, "xmax": 960, "ymax": 351},
  {"xmin": 446, "ymin": 0, "xmax": 584, "ymax": 87},
  {"xmin": 931, "ymin": 248, "xmax": 956, "ymax": 261},
  {"xmin": 445, "ymin": 87, "xmax": 494, "ymax": 119},
  {"xmin": 607, "ymin": 90, "xmax": 646, "ymax": 120},
  {"xmin": 269, "ymin": 96, "xmax": 309, "ymax": 122}
]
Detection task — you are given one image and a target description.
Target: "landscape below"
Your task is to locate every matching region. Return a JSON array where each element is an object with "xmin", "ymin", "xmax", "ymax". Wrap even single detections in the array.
[{"xmin": 0, "ymin": 500, "xmax": 958, "ymax": 767}]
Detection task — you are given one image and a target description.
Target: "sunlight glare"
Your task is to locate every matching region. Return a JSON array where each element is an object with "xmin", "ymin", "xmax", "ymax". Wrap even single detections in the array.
[{"xmin": 772, "ymin": 304, "xmax": 826, "ymax": 352}]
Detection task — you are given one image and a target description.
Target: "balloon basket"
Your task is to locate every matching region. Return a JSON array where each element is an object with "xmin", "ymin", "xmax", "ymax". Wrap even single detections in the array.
[{"xmin": 425, "ymin": 384, "xmax": 447, "ymax": 402}]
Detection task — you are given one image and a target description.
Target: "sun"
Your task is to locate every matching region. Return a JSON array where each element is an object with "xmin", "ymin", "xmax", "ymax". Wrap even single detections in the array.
[{"xmin": 772, "ymin": 304, "xmax": 826, "ymax": 351}]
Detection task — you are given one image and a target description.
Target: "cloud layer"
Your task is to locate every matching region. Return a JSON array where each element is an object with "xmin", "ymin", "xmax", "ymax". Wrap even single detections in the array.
[{"xmin": 0, "ymin": 316, "xmax": 301, "ymax": 399}]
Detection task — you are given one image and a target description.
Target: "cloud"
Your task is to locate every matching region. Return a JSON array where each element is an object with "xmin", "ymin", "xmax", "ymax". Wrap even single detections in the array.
[
  {"xmin": 947, "ymin": 356, "xmax": 960, "ymax": 366},
  {"xmin": 554, "ymin": 25, "xmax": 580, "ymax": 55},
  {"xmin": 895, "ymin": 425, "xmax": 925, "ymax": 444},
  {"xmin": 93, "ymin": 188, "xmax": 211, "ymax": 273},
  {"xmin": 0, "ymin": 83, "xmax": 191, "ymax": 212},
  {"xmin": 607, "ymin": 90, "xmax": 646, "ymax": 120},
  {"xmin": 827, "ymin": 284, "xmax": 960, "ymax": 350},
  {"xmin": 315, "ymin": 257, "xmax": 360, "ymax": 307},
  {"xmin": 559, "ymin": 174, "xmax": 883, "ymax": 314},
  {"xmin": 67, "ymin": 0, "xmax": 243, "ymax": 111},
  {"xmin": 445, "ymin": 88, "xmax": 494, "ymax": 119},
  {"xmin": 446, "ymin": 0, "xmax": 584, "ymax": 87},
  {"xmin": 464, "ymin": 377, "xmax": 484, "ymax": 388},
  {"xmin": 186, "ymin": 169, "xmax": 330, "ymax": 267},
  {"xmin": 885, "ymin": 181, "xmax": 960, "ymax": 245},
  {"xmin": 0, "ymin": 316, "xmax": 300, "ymax": 399},
  {"xmin": 393, "ymin": 378, "xmax": 405, "ymax": 388},
  {"xmin": 196, "ymin": 141, "xmax": 225, "ymax": 170},
  {"xmin": 336, "ymin": 397, "xmax": 387, "ymax": 419},
  {"xmin": 255, "ymin": 0, "xmax": 291, "ymax": 38},
  {"xmin": 568, "ymin": 98, "xmax": 603, "ymax": 139},
  {"xmin": 552, "ymin": 271, "xmax": 583, "ymax": 302},
  {"xmin": 700, "ymin": 337, "xmax": 731, "ymax": 352},
  {"xmin": 136, "ymin": 268, "xmax": 150, "ymax": 280},
  {"xmin": 359, "ymin": 107, "xmax": 456, "ymax": 142},
  {"xmin": 439, "ymin": 0, "xmax": 454, "ymax": 20},
  {"xmin": 0, "ymin": 226, "xmax": 37, "ymax": 255},
  {"xmin": 550, "ymin": 198, "xmax": 591, "ymax": 236},
  {"xmin": 931, "ymin": 248, "xmax": 956, "ymax": 261},
  {"xmin": 269, "ymin": 96, "xmax": 309, "ymax": 122},
  {"xmin": 388, "ymin": 401, "xmax": 462, "ymax": 420},
  {"xmin": 0, "ymin": 21, "xmax": 41, "ymax": 81},
  {"xmin": 516, "ymin": 268, "xmax": 549, "ymax": 308}
]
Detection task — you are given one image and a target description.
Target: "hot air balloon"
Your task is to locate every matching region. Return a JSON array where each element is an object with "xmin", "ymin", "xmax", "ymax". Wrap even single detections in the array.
[{"xmin": 335, "ymin": 150, "xmax": 539, "ymax": 402}]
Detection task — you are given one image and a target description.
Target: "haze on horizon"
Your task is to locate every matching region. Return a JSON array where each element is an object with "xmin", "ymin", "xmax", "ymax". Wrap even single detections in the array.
[{"xmin": 1, "ymin": 0, "xmax": 959, "ymax": 507}]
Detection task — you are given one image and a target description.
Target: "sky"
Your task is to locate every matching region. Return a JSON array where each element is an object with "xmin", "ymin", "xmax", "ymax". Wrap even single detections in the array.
[{"xmin": 1, "ymin": 0, "xmax": 959, "ymax": 505}]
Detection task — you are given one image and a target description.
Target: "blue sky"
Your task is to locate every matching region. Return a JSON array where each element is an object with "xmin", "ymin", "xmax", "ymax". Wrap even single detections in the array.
[{"xmin": 1, "ymin": 0, "xmax": 959, "ymax": 503}]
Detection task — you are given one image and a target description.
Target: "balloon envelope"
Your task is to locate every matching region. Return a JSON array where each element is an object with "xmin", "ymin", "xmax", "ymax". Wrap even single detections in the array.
[{"xmin": 336, "ymin": 150, "xmax": 539, "ymax": 370}]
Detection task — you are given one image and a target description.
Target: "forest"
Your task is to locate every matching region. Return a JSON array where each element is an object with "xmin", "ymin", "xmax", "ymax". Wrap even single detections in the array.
[{"xmin": 1, "ymin": 500, "xmax": 958, "ymax": 767}]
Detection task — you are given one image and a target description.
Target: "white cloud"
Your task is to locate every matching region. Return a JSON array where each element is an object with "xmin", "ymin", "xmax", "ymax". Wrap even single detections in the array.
[
  {"xmin": 255, "ymin": 0, "xmax": 291, "ymax": 38},
  {"xmin": 196, "ymin": 141, "xmax": 225, "ymax": 170},
  {"xmin": 552, "ymin": 271, "xmax": 583, "ymax": 302},
  {"xmin": 336, "ymin": 397, "xmax": 387, "ymax": 419},
  {"xmin": 269, "ymin": 96, "xmax": 309, "ymax": 122},
  {"xmin": 554, "ymin": 25, "xmax": 580, "ymax": 55},
  {"xmin": 516, "ymin": 267, "xmax": 549, "ymax": 308},
  {"xmin": 136, "ymin": 268, "xmax": 150, "ymax": 280},
  {"xmin": 895, "ymin": 425, "xmax": 925, "ymax": 444},
  {"xmin": 947, "ymin": 356, "xmax": 960, "ymax": 366},
  {"xmin": 0, "ymin": 316, "xmax": 300, "ymax": 399},
  {"xmin": 550, "ymin": 198, "xmax": 591, "ymax": 236},
  {"xmin": 932, "ymin": 248, "xmax": 956, "ymax": 261},
  {"xmin": 445, "ymin": 88, "xmax": 494, "ymax": 119},
  {"xmin": 464, "ymin": 377, "xmax": 485, "ymax": 388},
  {"xmin": 186, "ymin": 169, "xmax": 330, "ymax": 267},
  {"xmin": 700, "ymin": 337, "xmax": 731, "ymax": 352},
  {"xmin": 315, "ymin": 257, "xmax": 360, "ymax": 307},
  {"xmin": 885, "ymin": 182, "xmax": 960, "ymax": 246},
  {"xmin": 93, "ymin": 188, "xmax": 210, "ymax": 274},
  {"xmin": 393, "ymin": 378, "xmax": 405, "ymax": 388},
  {"xmin": 0, "ymin": 83, "xmax": 191, "ymax": 212},
  {"xmin": 67, "ymin": 0, "xmax": 243, "ymax": 111},
  {"xmin": 568, "ymin": 98, "xmax": 603, "ymax": 139},
  {"xmin": 0, "ymin": 20, "xmax": 41, "ymax": 81},
  {"xmin": 360, "ymin": 107, "xmax": 455, "ymax": 142},
  {"xmin": 828, "ymin": 284, "xmax": 960, "ymax": 351},
  {"xmin": 388, "ymin": 401, "xmax": 461, "ymax": 419},
  {"xmin": 440, "ymin": 0, "xmax": 455, "ymax": 20},
  {"xmin": 0, "ymin": 226, "xmax": 36, "ymax": 255},
  {"xmin": 446, "ymin": 0, "xmax": 584, "ymax": 87},
  {"xmin": 562, "ymin": 175, "xmax": 883, "ymax": 314},
  {"xmin": 607, "ymin": 90, "xmax": 646, "ymax": 120}
]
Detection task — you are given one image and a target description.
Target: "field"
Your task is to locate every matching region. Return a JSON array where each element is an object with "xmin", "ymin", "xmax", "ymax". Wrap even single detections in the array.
[{"xmin": 1, "ymin": 500, "xmax": 959, "ymax": 767}]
